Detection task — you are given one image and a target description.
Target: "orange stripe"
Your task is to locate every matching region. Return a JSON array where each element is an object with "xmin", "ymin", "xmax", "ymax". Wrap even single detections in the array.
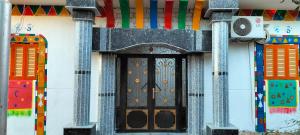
[
  {"xmin": 192, "ymin": 0, "xmax": 203, "ymax": 30},
  {"xmin": 136, "ymin": 0, "xmax": 144, "ymax": 29},
  {"xmin": 273, "ymin": 46, "xmax": 278, "ymax": 78},
  {"xmin": 285, "ymin": 46, "xmax": 289, "ymax": 78},
  {"xmin": 10, "ymin": 44, "xmax": 17, "ymax": 80}
]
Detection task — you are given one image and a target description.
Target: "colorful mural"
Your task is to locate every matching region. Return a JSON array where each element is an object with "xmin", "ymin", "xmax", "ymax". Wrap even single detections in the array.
[
  {"xmin": 7, "ymin": 80, "xmax": 33, "ymax": 117},
  {"xmin": 267, "ymin": 80, "xmax": 298, "ymax": 114},
  {"xmin": 11, "ymin": 5, "xmax": 70, "ymax": 16},
  {"xmin": 268, "ymin": 36, "xmax": 300, "ymax": 44},
  {"xmin": 10, "ymin": 34, "xmax": 48, "ymax": 135},
  {"xmin": 255, "ymin": 36, "xmax": 300, "ymax": 132},
  {"xmin": 237, "ymin": 9, "xmax": 300, "ymax": 21},
  {"xmin": 11, "ymin": 4, "xmax": 300, "ymax": 30},
  {"xmin": 255, "ymin": 43, "xmax": 266, "ymax": 132}
]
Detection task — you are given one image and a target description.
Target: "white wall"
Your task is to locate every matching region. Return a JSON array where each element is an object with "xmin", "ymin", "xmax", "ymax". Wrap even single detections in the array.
[
  {"xmin": 9, "ymin": 16, "xmax": 100, "ymax": 135},
  {"xmin": 203, "ymin": 21, "xmax": 300, "ymax": 132},
  {"xmin": 203, "ymin": 42, "xmax": 256, "ymax": 131}
]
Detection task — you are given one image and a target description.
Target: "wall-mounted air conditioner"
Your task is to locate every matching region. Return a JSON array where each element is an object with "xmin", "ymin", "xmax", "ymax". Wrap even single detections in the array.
[{"xmin": 231, "ymin": 16, "xmax": 265, "ymax": 40}]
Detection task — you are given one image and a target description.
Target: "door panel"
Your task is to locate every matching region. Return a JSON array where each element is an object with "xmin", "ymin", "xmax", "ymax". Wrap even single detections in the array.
[
  {"xmin": 126, "ymin": 58, "xmax": 149, "ymax": 130},
  {"xmin": 154, "ymin": 58, "xmax": 176, "ymax": 107},
  {"xmin": 126, "ymin": 109, "xmax": 148, "ymax": 130},
  {"xmin": 119, "ymin": 55, "xmax": 186, "ymax": 132},
  {"xmin": 154, "ymin": 58, "xmax": 177, "ymax": 130},
  {"xmin": 127, "ymin": 58, "xmax": 148, "ymax": 107},
  {"xmin": 154, "ymin": 109, "xmax": 176, "ymax": 130}
]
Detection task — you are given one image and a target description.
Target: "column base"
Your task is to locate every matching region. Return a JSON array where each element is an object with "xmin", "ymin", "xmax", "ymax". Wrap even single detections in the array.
[
  {"xmin": 206, "ymin": 123, "xmax": 239, "ymax": 135},
  {"xmin": 64, "ymin": 124, "xmax": 96, "ymax": 135}
]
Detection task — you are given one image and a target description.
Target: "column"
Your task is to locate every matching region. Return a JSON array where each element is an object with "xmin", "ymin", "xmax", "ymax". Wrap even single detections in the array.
[
  {"xmin": 188, "ymin": 54, "xmax": 204, "ymax": 135},
  {"xmin": 72, "ymin": 10, "xmax": 95, "ymax": 126},
  {"xmin": 211, "ymin": 12, "xmax": 231, "ymax": 127},
  {"xmin": 0, "ymin": 1, "xmax": 11, "ymax": 135},
  {"xmin": 98, "ymin": 54, "xmax": 116, "ymax": 135}
]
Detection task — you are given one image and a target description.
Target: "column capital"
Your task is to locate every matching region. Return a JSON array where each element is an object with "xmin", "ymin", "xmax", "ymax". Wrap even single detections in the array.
[
  {"xmin": 211, "ymin": 12, "xmax": 233, "ymax": 23},
  {"xmin": 72, "ymin": 10, "xmax": 95, "ymax": 21},
  {"xmin": 204, "ymin": 0, "xmax": 239, "ymax": 18},
  {"xmin": 66, "ymin": 0, "xmax": 99, "ymax": 21}
]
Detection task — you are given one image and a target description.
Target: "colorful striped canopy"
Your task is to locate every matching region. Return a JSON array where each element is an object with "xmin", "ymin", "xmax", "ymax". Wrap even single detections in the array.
[{"xmin": 11, "ymin": 4, "xmax": 300, "ymax": 30}]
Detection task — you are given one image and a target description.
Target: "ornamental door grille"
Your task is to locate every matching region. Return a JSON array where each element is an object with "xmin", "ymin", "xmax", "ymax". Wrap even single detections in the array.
[{"xmin": 116, "ymin": 55, "xmax": 187, "ymax": 132}]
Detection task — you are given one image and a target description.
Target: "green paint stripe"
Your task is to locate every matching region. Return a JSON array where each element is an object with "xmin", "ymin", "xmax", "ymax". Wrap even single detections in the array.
[
  {"xmin": 119, "ymin": 0, "xmax": 130, "ymax": 28},
  {"xmin": 7, "ymin": 110, "xmax": 31, "ymax": 117},
  {"xmin": 178, "ymin": 0, "xmax": 188, "ymax": 29}
]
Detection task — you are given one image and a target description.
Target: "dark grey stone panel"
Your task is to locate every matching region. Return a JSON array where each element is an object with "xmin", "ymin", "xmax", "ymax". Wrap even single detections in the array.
[
  {"xmin": 109, "ymin": 28, "xmax": 195, "ymax": 51},
  {"xmin": 92, "ymin": 28, "xmax": 100, "ymax": 51},
  {"xmin": 92, "ymin": 28, "xmax": 213, "ymax": 53},
  {"xmin": 201, "ymin": 31, "xmax": 212, "ymax": 52}
]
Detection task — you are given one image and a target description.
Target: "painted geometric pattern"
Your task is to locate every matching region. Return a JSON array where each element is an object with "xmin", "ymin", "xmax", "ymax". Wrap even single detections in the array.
[
  {"xmin": 11, "ymin": 5, "xmax": 70, "ymax": 16},
  {"xmin": 7, "ymin": 80, "xmax": 34, "ymax": 117},
  {"xmin": 268, "ymin": 36, "xmax": 300, "ymax": 44},
  {"xmin": 12, "ymin": 5, "xmax": 300, "ymax": 22},
  {"xmin": 11, "ymin": 34, "xmax": 48, "ymax": 135},
  {"xmin": 237, "ymin": 9, "xmax": 300, "ymax": 21},
  {"xmin": 255, "ymin": 44, "xmax": 266, "ymax": 132},
  {"xmin": 267, "ymin": 80, "xmax": 298, "ymax": 108},
  {"xmin": 12, "ymin": 4, "xmax": 300, "ymax": 30}
]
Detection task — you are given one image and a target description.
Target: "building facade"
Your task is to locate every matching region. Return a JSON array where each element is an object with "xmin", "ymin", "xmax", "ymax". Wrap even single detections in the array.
[{"xmin": 1, "ymin": 0, "xmax": 300, "ymax": 135}]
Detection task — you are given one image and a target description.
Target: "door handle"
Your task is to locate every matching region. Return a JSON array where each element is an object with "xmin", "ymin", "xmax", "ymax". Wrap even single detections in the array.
[
  {"xmin": 152, "ymin": 88, "xmax": 160, "ymax": 99},
  {"xmin": 152, "ymin": 88, "xmax": 155, "ymax": 99}
]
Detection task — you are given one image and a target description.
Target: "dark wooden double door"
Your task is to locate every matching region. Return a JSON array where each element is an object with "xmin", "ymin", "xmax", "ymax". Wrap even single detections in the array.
[{"xmin": 116, "ymin": 55, "xmax": 187, "ymax": 132}]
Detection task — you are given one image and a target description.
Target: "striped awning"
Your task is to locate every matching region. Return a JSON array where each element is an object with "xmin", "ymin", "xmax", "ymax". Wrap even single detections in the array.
[
  {"xmin": 97, "ymin": 0, "xmax": 206, "ymax": 30},
  {"xmin": 11, "ymin": 4, "xmax": 300, "ymax": 30}
]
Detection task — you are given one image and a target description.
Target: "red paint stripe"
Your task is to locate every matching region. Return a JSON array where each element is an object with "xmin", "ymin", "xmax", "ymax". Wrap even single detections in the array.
[
  {"xmin": 164, "ymin": 0, "xmax": 173, "ymax": 29},
  {"xmin": 104, "ymin": 0, "xmax": 115, "ymax": 28}
]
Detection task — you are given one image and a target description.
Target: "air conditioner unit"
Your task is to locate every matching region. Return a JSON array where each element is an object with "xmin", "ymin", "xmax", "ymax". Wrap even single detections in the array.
[{"xmin": 231, "ymin": 16, "xmax": 265, "ymax": 40}]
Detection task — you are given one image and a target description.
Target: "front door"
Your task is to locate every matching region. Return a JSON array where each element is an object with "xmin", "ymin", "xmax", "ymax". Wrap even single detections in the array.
[{"xmin": 116, "ymin": 55, "xmax": 186, "ymax": 132}]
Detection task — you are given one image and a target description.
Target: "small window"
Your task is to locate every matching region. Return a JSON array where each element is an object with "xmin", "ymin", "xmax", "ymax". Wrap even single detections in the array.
[
  {"xmin": 264, "ymin": 44, "xmax": 299, "ymax": 80},
  {"xmin": 10, "ymin": 43, "xmax": 38, "ymax": 80}
]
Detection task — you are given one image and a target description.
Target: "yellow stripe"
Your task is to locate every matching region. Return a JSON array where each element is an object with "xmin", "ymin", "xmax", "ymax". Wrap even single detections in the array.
[
  {"xmin": 136, "ymin": 0, "xmax": 144, "ymax": 29},
  {"xmin": 192, "ymin": 0, "xmax": 203, "ymax": 30}
]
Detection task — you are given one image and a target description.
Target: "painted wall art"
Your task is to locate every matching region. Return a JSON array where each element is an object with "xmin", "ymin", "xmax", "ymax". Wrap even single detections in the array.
[
  {"xmin": 255, "ymin": 43, "xmax": 266, "ymax": 132},
  {"xmin": 7, "ymin": 80, "xmax": 33, "ymax": 117},
  {"xmin": 10, "ymin": 34, "xmax": 48, "ymax": 135},
  {"xmin": 267, "ymin": 80, "xmax": 298, "ymax": 114}
]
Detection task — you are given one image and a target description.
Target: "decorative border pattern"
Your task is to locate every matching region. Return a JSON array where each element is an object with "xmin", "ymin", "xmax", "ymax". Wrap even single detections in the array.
[
  {"xmin": 11, "ymin": 34, "xmax": 48, "ymax": 135},
  {"xmin": 12, "ymin": 5, "xmax": 70, "ymax": 16},
  {"xmin": 255, "ymin": 43, "xmax": 266, "ymax": 132},
  {"xmin": 11, "ymin": 4, "xmax": 300, "ymax": 30},
  {"xmin": 12, "ymin": 4, "xmax": 300, "ymax": 22},
  {"xmin": 237, "ymin": 9, "xmax": 300, "ymax": 21},
  {"xmin": 268, "ymin": 35, "xmax": 300, "ymax": 44}
]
